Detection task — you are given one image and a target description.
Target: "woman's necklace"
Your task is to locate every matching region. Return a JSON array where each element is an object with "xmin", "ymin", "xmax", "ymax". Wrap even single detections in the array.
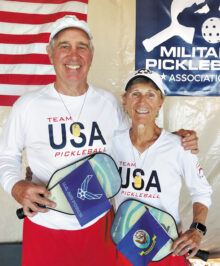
[
  {"xmin": 57, "ymin": 89, "xmax": 88, "ymax": 137},
  {"xmin": 132, "ymin": 146, "xmax": 149, "ymax": 189},
  {"xmin": 130, "ymin": 130, "xmax": 156, "ymax": 189}
]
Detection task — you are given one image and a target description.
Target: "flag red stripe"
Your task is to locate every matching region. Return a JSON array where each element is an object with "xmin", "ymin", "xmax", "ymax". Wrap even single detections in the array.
[
  {"xmin": 0, "ymin": 54, "xmax": 51, "ymax": 64},
  {"xmin": 0, "ymin": 74, "xmax": 56, "ymax": 85},
  {"xmin": 0, "ymin": 11, "xmax": 87, "ymax": 25},
  {"xmin": 0, "ymin": 95, "xmax": 20, "ymax": 106},
  {"xmin": 0, "ymin": 33, "xmax": 49, "ymax": 44},
  {"xmin": 6, "ymin": 0, "xmax": 88, "ymax": 4}
]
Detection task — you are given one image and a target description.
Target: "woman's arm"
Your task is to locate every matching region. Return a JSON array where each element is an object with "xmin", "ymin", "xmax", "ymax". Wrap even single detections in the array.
[{"xmin": 171, "ymin": 202, "xmax": 208, "ymax": 259}]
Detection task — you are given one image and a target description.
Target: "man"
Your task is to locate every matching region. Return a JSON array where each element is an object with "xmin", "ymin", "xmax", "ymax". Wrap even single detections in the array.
[{"xmin": 0, "ymin": 15, "xmax": 199, "ymax": 266}]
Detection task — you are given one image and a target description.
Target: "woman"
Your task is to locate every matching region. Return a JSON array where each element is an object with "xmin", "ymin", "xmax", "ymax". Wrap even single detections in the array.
[{"xmin": 111, "ymin": 68, "xmax": 212, "ymax": 265}]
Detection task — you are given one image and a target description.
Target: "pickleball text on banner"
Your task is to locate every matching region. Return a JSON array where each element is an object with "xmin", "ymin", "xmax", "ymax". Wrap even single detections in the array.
[{"xmin": 136, "ymin": 0, "xmax": 220, "ymax": 96}]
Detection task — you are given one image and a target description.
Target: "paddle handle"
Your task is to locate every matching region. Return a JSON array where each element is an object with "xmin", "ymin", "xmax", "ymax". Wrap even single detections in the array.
[
  {"xmin": 16, "ymin": 203, "xmax": 46, "ymax": 219},
  {"xmin": 16, "ymin": 208, "xmax": 26, "ymax": 219},
  {"xmin": 195, "ymin": 249, "xmax": 209, "ymax": 261}
]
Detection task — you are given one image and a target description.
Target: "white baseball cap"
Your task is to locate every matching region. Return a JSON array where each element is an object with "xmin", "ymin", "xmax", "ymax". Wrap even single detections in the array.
[
  {"xmin": 49, "ymin": 15, "xmax": 93, "ymax": 42},
  {"xmin": 124, "ymin": 68, "xmax": 165, "ymax": 95}
]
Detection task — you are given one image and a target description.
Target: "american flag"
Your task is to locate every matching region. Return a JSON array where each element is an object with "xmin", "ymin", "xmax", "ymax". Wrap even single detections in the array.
[{"xmin": 0, "ymin": 0, "xmax": 88, "ymax": 106}]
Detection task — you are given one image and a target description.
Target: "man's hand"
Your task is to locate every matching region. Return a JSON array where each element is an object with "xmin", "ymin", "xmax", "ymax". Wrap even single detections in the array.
[
  {"xmin": 12, "ymin": 180, "xmax": 56, "ymax": 217},
  {"xmin": 171, "ymin": 228, "xmax": 203, "ymax": 259},
  {"xmin": 175, "ymin": 129, "xmax": 199, "ymax": 154}
]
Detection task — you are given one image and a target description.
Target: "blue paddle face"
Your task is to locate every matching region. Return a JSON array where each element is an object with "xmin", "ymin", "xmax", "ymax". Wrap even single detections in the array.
[
  {"xmin": 45, "ymin": 153, "xmax": 121, "ymax": 214},
  {"xmin": 111, "ymin": 200, "xmax": 179, "ymax": 261}
]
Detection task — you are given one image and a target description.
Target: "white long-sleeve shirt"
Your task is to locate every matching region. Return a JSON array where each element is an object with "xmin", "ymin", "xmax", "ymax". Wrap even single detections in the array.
[
  {"xmin": 111, "ymin": 129, "xmax": 212, "ymax": 230},
  {"xmin": 0, "ymin": 83, "xmax": 128, "ymax": 230}
]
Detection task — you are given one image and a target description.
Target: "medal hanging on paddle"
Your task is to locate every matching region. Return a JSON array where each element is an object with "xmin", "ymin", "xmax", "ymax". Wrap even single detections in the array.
[{"xmin": 56, "ymin": 89, "xmax": 88, "ymax": 138}]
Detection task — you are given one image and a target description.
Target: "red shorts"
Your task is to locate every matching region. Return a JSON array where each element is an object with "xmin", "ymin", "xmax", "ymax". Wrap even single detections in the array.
[
  {"xmin": 22, "ymin": 209, "xmax": 117, "ymax": 266},
  {"xmin": 116, "ymin": 246, "xmax": 190, "ymax": 266}
]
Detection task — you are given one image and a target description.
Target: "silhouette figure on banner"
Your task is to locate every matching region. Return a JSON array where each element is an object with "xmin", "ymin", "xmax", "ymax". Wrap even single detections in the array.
[
  {"xmin": 178, "ymin": 0, "xmax": 220, "ymax": 45},
  {"xmin": 142, "ymin": 0, "xmax": 220, "ymax": 52}
]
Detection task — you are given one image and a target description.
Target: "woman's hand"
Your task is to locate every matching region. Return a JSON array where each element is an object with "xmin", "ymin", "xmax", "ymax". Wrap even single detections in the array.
[{"xmin": 171, "ymin": 228, "xmax": 203, "ymax": 259}]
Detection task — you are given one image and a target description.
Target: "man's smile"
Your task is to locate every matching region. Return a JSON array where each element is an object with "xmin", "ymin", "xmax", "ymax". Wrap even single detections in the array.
[{"xmin": 65, "ymin": 64, "xmax": 81, "ymax": 70}]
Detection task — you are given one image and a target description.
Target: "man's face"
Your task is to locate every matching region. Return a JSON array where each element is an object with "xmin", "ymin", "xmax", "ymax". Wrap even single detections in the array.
[{"xmin": 47, "ymin": 28, "xmax": 93, "ymax": 90}]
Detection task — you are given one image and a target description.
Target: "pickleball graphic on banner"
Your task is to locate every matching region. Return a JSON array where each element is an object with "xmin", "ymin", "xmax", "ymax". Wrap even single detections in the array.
[
  {"xmin": 116, "ymin": 210, "xmax": 170, "ymax": 266},
  {"xmin": 136, "ymin": 0, "xmax": 220, "ymax": 96},
  {"xmin": 59, "ymin": 160, "xmax": 111, "ymax": 226}
]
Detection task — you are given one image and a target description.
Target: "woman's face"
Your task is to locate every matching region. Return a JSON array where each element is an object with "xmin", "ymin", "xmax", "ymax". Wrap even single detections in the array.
[{"xmin": 123, "ymin": 81, "xmax": 164, "ymax": 126}]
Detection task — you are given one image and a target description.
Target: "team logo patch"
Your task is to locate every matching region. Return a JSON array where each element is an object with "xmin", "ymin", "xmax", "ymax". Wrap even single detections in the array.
[
  {"xmin": 135, "ymin": 69, "xmax": 153, "ymax": 76},
  {"xmin": 133, "ymin": 229, "xmax": 150, "ymax": 249},
  {"xmin": 77, "ymin": 175, "xmax": 103, "ymax": 200}
]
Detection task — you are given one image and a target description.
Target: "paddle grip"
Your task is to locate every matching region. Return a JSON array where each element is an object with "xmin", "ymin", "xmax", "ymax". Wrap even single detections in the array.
[
  {"xmin": 16, "ymin": 208, "xmax": 26, "ymax": 219},
  {"xmin": 16, "ymin": 203, "xmax": 46, "ymax": 220}
]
